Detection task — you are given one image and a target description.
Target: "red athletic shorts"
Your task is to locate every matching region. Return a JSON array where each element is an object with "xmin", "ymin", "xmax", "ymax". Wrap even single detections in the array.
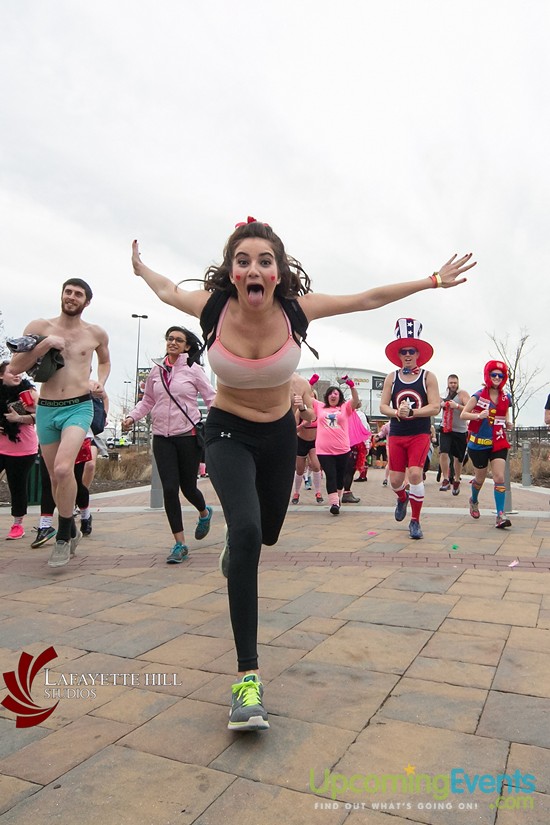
[{"xmin": 388, "ymin": 433, "xmax": 431, "ymax": 473}]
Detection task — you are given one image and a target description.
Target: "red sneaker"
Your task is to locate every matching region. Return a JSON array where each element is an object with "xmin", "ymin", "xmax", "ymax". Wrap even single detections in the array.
[{"xmin": 6, "ymin": 523, "xmax": 25, "ymax": 540}]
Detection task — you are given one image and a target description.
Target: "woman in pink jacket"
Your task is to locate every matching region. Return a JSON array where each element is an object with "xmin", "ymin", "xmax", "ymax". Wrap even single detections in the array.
[{"xmin": 123, "ymin": 327, "xmax": 215, "ymax": 563}]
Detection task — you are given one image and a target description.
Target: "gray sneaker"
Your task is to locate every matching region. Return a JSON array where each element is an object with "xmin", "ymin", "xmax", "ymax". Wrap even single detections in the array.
[
  {"xmin": 228, "ymin": 674, "xmax": 269, "ymax": 731},
  {"xmin": 70, "ymin": 530, "xmax": 82, "ymax": 558},
  {"xmin": 219, "ymin": 525, "xmax": 230, "ymax": 578},
  {"xmin": 48, "ymin": 540, "xmax": 71, "ymax": 568}
]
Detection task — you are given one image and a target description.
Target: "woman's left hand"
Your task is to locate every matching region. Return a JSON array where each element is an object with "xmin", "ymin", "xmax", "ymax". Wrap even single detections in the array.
[
  {"xmin": 436, "ymin": 253, "xmax": 477, "ymax": 288},
  {"xmin": 4, "ymin": 410, "xmax": 23, "ymax": 423}
]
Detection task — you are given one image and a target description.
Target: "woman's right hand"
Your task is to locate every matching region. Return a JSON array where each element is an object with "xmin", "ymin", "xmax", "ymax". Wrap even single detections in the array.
[{"xmin": 121, "ymin": 416, "xmax": 133, "ymax": 431}]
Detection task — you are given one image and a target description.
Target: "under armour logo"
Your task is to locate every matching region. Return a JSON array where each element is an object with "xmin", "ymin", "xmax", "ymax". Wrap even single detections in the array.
[{"xmin": 220, "ymin": 431, "xmax": 232, "ymax": 438}]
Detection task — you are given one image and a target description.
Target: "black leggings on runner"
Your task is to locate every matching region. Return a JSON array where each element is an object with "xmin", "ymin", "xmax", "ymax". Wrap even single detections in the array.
[
  {"xmin": 318, "ymin": 452, "xmax": 350, "ymax": 494},
  {"xmin": 205, "ymin": 407, "xmax": 297, "ymax": 672},
  {"xmin": 342, "ymin": 445, "xmax": 359, "ymax": 491},
  {"xmin": 152, "ymin": 434, "xmax": 205, "ymax": 535},
  {"xmin": 0, "ymin": 453, "xmax": 36, "ymax": 517}
]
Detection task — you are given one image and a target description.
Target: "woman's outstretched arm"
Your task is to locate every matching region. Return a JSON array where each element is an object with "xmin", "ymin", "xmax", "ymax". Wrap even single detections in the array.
[
  {"xmin": 132, "ymin": 240, "xmax": 210, "ymax": 318},
  {"xmin": 298, "ymin": 253, "xmax": 476, "ymax": 322}
]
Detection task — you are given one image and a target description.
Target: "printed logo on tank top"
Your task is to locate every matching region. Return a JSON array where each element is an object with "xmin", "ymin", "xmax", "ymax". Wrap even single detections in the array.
[{"xmin": 394, "ymin": 387, "xmax": 423, "ymax": 411}]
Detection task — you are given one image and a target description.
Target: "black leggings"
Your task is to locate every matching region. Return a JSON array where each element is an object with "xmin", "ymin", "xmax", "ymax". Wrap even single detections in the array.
[
  {"xmin": 205, "ymin": 407, "xmax": 296, "ymax": 672},
  {"xmin": 152, "ymin": 434, "xmax": 205, "ymax": 535},
  {"xmin": 318, "ymin": 452, "xmax": 350, "ymax": 494},
  {"xmin": 342, "ymin": 445, "xmax": 359, "ymax": 491},
  {"xmin": 0, "ymin": 453, "xmax": 36, "ymax": 517},
  {"xmin": 39, "ymin": 456, "xmax": 90, "ymax": 513}
]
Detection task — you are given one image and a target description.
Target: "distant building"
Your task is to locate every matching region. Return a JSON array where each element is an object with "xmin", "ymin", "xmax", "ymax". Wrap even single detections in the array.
[{"xmin": 295, "ymin": 365, "xmax": 387, "ymax": 419}]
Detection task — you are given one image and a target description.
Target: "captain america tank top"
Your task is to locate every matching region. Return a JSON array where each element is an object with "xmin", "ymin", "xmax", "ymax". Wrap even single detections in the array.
[{"xmin": 389, "ymin": 370, "xmax": 431, "ymax": 436}]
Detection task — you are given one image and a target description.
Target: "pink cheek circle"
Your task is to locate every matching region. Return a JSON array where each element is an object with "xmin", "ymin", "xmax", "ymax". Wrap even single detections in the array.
[
  {"xmin": 271, "ymin": 275, "xmax": 276, "ymax": 281},
  {"xmin": 235, "ymin": 274, "xmax": 241, "ymax": 281}
]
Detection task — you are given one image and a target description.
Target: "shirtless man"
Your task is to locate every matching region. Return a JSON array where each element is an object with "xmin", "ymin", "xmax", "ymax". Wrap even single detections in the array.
[{"xmin": 8, "ymin": 279, "xmax": 110, "ymax": 567}]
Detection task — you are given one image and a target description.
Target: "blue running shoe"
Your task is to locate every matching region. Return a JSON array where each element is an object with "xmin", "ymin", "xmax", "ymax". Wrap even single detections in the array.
[
  {"xmin": 166, "ymin": 543, "xmax": 188, "ymax": 564},
  {"xmin": 394, "ymin": 492, "xmax": 409, "ymax": 522},
  {"xmin": 409, "ymin": 519, "xmax": 423, "ymax": 540},
  {"xmin": 194, "ymin": 506, "xmax": 213, "ymax": 540}
]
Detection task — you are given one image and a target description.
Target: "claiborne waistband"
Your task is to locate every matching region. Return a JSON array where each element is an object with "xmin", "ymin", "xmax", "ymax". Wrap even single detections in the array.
[{"xmin": 38, "ymin": 394, "xmax": 92, "ymax": 408}]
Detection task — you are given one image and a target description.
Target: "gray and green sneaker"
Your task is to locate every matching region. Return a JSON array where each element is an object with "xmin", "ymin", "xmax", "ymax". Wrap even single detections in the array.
[
  {"xmin": 228, "ymin": 674, "xmax": 269, "ymax": 731},
  {"xmin": 166, "ymin": 543, "xmax": 189, "ymax": 564},
  {"xmin": 219, "ymin": 525, "xmax": 230, "ymax": 578}
]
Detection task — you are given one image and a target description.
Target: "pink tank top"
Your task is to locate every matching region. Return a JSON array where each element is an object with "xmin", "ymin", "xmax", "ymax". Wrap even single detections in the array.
[{"xmin": 208, "ymin": 302, "xmax": 301, "ymax": 390}]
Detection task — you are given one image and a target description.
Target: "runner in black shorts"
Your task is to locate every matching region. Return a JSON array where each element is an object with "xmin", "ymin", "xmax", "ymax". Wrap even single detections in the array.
[{"xmin": 461, "ymin": 360, "xmax": 513, "ymax": 529}]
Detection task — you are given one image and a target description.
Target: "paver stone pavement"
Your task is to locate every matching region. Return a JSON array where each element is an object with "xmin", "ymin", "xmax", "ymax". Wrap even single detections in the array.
[{"xmin": 0, "ymin": 473, "xmax": 549, "ymax": 823}]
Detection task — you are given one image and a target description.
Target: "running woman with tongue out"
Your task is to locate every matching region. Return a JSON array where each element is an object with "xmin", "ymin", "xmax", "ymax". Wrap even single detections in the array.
[{"xmin": 132, "ymin": 217, "xmax": 475, "ymax": 732}]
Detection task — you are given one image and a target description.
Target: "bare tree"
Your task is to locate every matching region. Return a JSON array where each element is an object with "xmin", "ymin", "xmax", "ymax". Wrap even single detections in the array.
[{"xmin": 487, "ymin": 329, "xmax": 545, "ymax": 426}]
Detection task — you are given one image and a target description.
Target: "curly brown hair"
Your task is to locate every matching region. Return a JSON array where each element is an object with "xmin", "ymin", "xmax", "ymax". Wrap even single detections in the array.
[{"xmin": 202, "ymin": 220, "xmax": 312, "ymax": 298}]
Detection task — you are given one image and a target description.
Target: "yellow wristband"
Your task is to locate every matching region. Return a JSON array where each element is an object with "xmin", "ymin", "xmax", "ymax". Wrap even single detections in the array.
[{"xmin": 431, "ymin": 271, "xmax": 442, "ymax": 287}]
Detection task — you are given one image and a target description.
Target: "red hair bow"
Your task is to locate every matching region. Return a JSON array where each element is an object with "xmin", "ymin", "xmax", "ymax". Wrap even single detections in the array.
[
  {"xmin": 235, "ymin": 216, "xmax": 258, "ymax": 228},
  {"xmin": 234, "ymin": 216, "xmax": 270, "ymax": 228}
]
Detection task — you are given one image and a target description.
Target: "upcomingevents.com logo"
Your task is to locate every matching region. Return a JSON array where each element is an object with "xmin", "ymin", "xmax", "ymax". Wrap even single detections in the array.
[{"xmin": 1, "ymin": 645, "xmax": 59, "ymax": 727}]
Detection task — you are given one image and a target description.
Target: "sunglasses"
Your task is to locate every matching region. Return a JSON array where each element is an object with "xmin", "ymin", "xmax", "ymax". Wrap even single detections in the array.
[
  {"xmin": 166, "ymin": 336, "xmax": 186, "ymax": 344},
  {"xmin": 399, "ymin": 348, "xmax": 418, "ymax": 356},
  {"xmin": 490, "ymin": 372, "xmax": 504, "ymax": 379}
]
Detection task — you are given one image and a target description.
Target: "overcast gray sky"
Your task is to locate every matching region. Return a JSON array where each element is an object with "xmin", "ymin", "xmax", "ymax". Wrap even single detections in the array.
[{"xmin": 1, "ymin": 0, "xmax": 548, "ymax": 424}]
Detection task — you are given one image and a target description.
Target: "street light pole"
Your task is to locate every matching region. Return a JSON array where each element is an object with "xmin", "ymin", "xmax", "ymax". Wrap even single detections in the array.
[
  {"xmin": 131, "ymin": 313, "xmax": 148, "ymax": 445},
  {"xmin": 123, "ymin": 380, "xmax": 132, "ymax": 414}
]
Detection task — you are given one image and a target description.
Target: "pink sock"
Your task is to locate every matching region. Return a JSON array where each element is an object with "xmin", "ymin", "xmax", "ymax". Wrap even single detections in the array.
[
  {"xmin": 328, "ymin": 492, "xmax": 339, "ymax": 507},
  {"xmin": 294, "ymin": 473, "xmax": 303, "ymax": 494}
]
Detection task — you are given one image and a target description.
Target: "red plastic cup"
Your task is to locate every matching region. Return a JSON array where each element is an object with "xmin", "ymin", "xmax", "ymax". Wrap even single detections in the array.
[{"xmin": 19, "ymin": 389, "xmax": 35, "ymax": 407}]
